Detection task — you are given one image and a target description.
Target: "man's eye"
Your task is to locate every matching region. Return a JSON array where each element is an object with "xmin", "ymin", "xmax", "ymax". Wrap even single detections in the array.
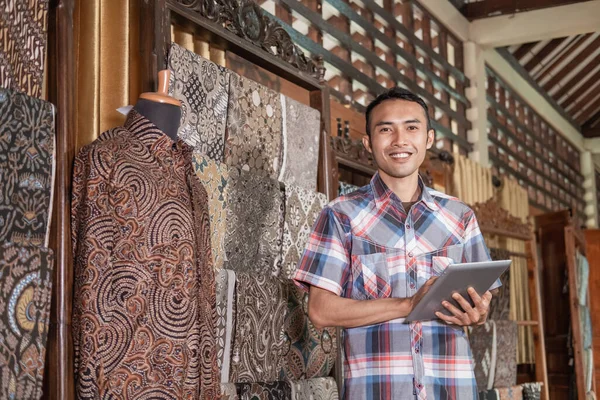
[
  {"xmin": 380, "ymin": 127, "xmax": 391, "ymax": 133},
  {"xmin": 408, "ymin": 126, "xmax": 418, "ymax": 131}
]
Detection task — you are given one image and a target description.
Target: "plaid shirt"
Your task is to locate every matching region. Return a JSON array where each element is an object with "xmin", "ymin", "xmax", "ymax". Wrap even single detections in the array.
[{"xmin": 294, "ymin": 172, "xmax": 497, "ymax": 400}]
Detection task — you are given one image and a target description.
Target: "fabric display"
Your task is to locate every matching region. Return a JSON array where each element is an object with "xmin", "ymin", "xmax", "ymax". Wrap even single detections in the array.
[
  {"xmin": 577, "ymin": 251, "xmax": 590, "ymax": 305},
  {"xmin": 585, "ymin": 348, "xmax": 594, "ymax": 393},
  {"xmin": 479, "ymin": 389, "xmax": 500, "ymax": 400},
  {"xmin": 281, "ymin": 184, "xmax": 328, "ymax": 279},
  {"xmin": 0, "ymin": 88, "xmax": 56, "ymax": 247},
  {"xmin": 0, "ymin": 0, "xmax": 49, "ymax": 98},
  {"xmin": 338, "ymin": 181, "xmax": 360, "ymax": 196},
  {"xmin": 221, "ymin": 383, "xmax": 240, "ymax": 400},
  {"xmin": 278, "ymin": 95, "xmax": 320, "ymax": 191},
  {"xmin": 71, "ymin": 110, "xmax": 219, "ymax": 399},
  {"xmin": 282, "ymin": 282, "xmax": 337, "ymax": 380},
  {"xmin": 291, "ymin": 377, "xmax": 339, "ymax": 400},
  {"xmin": 229, "ymin": 272, "xmax": 289, "ymax": 383},
  {"xmin": 216, "ymin": 269, "xmax": 237, "ymax": 383},
  {"xmin": 521, "ymin": 383, "xmax": 542, "ymax": 400},
  {"xmin": 168, "ymin": 43, "xmax": 231, "ymax": 160},
  {"xmin": 225, "ymin": 72, "xmax": 283, "ymax": 179},
  {"xmin": 488, "ymin": 248, "xmax": 511, "ymax": 321},
  {"xmin": 234, "ymin": 381, "xmax": 293, "ymax": 400},
  {"xmin": 0, "ymin": 244, "xmax": 53, "ymax": 399},
  {"xmin": 497, "ymin": 385, "xmax": 523, "ymax": 400},
  {"xmin": 224, "ymin": 167, "xmax": 284, "ymax": 275},
  {"xmin": 469, "ymin": 320, "xmax": 518, "ymax": 391}
]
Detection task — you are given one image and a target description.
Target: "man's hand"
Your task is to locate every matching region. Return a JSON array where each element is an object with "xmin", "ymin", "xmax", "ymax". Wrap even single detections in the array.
[
  {"xmin": 435, "ymin": 287, "xmax": 492, "ymax": 326},
  {"xmin": 409, "ymin": 277, "xmax": 437, "ymax": 312}
]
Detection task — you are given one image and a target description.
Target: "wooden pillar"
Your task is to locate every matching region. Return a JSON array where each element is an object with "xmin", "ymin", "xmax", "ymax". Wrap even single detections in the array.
[{"xmin": 463, "ymin": 41, "xmax": 489, "ymax": 166}]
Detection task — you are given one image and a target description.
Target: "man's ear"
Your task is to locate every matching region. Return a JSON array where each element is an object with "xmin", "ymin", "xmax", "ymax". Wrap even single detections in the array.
[
  {"xmin": 362, "ymin": 135, "xmax": 373, "ymax": 153},
  {"xmin": 426, "ymin": 129, "xmax": 435, "ymax": 149}
]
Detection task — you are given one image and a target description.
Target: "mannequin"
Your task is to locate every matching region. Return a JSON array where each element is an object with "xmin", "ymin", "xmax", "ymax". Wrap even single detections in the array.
[{"xmin": 133, "ymin": 69, "xmax": 181, "ymax": 141}]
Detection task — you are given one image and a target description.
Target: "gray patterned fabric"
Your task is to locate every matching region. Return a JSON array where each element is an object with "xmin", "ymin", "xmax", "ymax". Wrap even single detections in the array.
[
  {"xmin": 488, "ymin": 248, "xmax": 511, "ymax": 321},
  {"xmin": 221, "ymin": 383, "xmax": 239, "ymax": 400},
  {"xmin": 0, "ymin": 88, "xmax": 55, "ymax": 247},
  {"xmin": 235, "ymin": 381, "xmax": 292, "ymax": 400},
  {"xmin": 521, "ymin": 382, "xmax": 542, "ymax": 400},
  {"xmin": 168, "ymin": 43, "xmax": 230, "ymax": 161},
  {"xmin": 229, "ymin": 273, "xmax": 288, "ymax": 383},
  {"xmin": 497, "ymin": 385, "xmax": 523, "ymax": 400},
  {"xmin": 224, "ymin": 167, "xmax": 284, "ymax": 275},
  {"xmin": 292, "ymin": 377, "xmax": 339, "ymax": 400},
  {"xmin": 216, "ymin": 269, "xmax": 236, "ymax": 382},
  {"xmin": 479, "ymin": 389, "xmax": 499, "ymax": 400},
  {"xmin": 281, "ymin": 184, "xmax": 328, "ymax": 279},
  {"xmin": 338, "ymin": 181, "xmax": 360, "ymax": 197},
  {"xmin": 278, "ymin": 95, "xmax": 320, "ymax": 192}
]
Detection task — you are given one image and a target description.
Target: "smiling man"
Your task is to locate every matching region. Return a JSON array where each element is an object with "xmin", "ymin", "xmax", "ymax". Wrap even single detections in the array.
[{"xmin": 293, "ymin": 87, "xmax": 497, "ymax": 399}]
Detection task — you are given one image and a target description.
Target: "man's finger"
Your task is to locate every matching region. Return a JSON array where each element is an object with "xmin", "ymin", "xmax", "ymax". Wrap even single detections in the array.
[
  {"xmin": 442, "ymin": 300, "xmax": 467, "ymax": 319},
  {"xmin": 435, "ymin": 311, "xmax": 461, "ymax": 325}
]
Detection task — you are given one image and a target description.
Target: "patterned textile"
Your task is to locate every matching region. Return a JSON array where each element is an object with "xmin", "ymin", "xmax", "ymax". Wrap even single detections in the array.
[
  {"xmin": 0, "ymin": 243, "xmax": 53, "ymax": 400},
  {"xmin": 282, "ymin": 282, "xmax": 337, "ymax": 380},
  {"xmin": 577, "ymin": 252, "xmax": 590, "ymax": 305},
  {"xmin": 224, "ymin": 167, "xmax": 284, "ymax": 275},
  {"xmin": 168, "ymin": 43, "xmax": 230, "ymax": 160},
  {"xmin": 193, "ymin": 154, "xmax": 229, "ymax": 271},
  {"xmin": 225, "ymin": 72, "xmax": 283, "ymax": 179},
  {"xmin": 278, "ymin": 95, "xmax": 320, "ymax": 191},
  {"xmin": 235, "ymin": 381, "xmax": 292, "ymax": 400},
  {"xmin": 294, "ymin": 172, "xmax": 498, "ymax": 399},
  {"xmin": 0, "ymin": 88, "xmax": 55, "ymax": 247},
  {"xmin": 581, "ymin": 305, "xmax": 592, "ymax": 349},
  {"xmin": 292, "ymin": 377, "xmax": 339, "ymax": 400},
  {"xmin": 521, "ymin": 382, "xmax": 542, "ymax": 400},
  {"xmin": 281, "ymin": 184, "xmax": 328, "ymax": 279},
  {"xmin": 71, "ymin": 111, "xmax": 219, "ymax": 399},
  {"xmin": 585, "ymin": 348, "xmax": 594, "ymax": 392},
  {"xmin": 229, "ymin": 273, "xmax": 288, "ymax": 383},
  {"xmin": 470, "ymin": 320, "xmax": 517, "ymax": 391},
  {"xmin": 479, "ymin": 389, "xmax": 499, "ymax": 400},
  {"xmin": 338, "ymin": 181, "xmax": 360, "ymax": 197},
  {"xmin": 221, "ymin": 383, "xmax": 239, "ymax": 400},
  {"xmin": 497, "ymin": 385, "xmax": 523, "ymax": 400},
  {"xmin": 216, "ymin": 269, "xmax": 236, "ymax": 382},
  {"xmin": 0, "ymin": 0, "xmax": 49, "ymax": 98},
  {"xmin": 488, "ymin": 248, "xmax": 511, "ymax": 321}
]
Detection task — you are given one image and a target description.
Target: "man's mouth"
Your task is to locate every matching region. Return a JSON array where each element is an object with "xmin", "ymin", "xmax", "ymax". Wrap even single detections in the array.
[{"xmin": 389, "ymin": 151, "xmax": 413, "ymax": 159}]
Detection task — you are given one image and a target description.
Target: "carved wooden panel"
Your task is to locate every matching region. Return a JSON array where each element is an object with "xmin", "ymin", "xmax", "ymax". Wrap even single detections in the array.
[{"xmin": 471, "ymin": 199, "xmax": 531, "ymax": 240}]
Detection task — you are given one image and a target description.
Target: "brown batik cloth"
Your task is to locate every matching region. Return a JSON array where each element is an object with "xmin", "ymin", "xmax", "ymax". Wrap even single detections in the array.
[
  {"xmin": 278, "ymin": 96, "xmax": 320, "ymax": 192},
  {"xmin": 224, "ymin": 167, "xmax": 284, "ymax": 275},
  {"xmin": 168, "ymin": 43, "xmax": 231, "ymax": 161},
  {"xmin": 281, "ymin": 184, "xmax": 328, "ymax": 279},
  {"xmin": 0, "ymin": 0, "xmax": 49, "ymax": 98},
  {"xmin": 0, "ymin": 243, "xmax": 53, "ymax": 400},
  {"xmin": 292, "ymin": 377, "xmax": 340, "ymax": 400},
  {"xmin": 282, "ymin": 282, "xmax": 337, "ymax": 380},
  {"xmin": 224, "ymin": 72, "xmax": 283, "ymax": 179},
  {"xmin": 71, "ymin": 110, "xmax": 219, "ymax": 399},
  {"xmin": 229, "ymin": 273, "xmax": 288, "ymax": 383},
  {"xmin": 235, "ymin": 381, "xmax": 292, "ymax": 400},
  {"xmin": 488, "ymin": 248, "xmax": 511, "ymax": 321},
  {"xmin": 497, "ymin": 385, "xmax": 523, "ymax": 400},
  {"xmin": 0, "ymin": 88, "xmax": 55, "ymax": 247}
]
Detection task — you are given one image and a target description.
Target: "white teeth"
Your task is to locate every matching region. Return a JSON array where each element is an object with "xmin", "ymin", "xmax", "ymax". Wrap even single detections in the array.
[{"xmin": 390, "ymin": 153, "xmax": 410, "ymax": 159}]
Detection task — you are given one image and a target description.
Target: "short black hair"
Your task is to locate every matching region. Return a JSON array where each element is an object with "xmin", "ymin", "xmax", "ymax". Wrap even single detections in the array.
[{"xmin": 365, "ymin": 87, "xmax": 432, "ymax": 137}]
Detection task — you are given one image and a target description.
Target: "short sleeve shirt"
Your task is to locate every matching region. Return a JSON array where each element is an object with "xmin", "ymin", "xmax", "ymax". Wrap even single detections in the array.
[{"xmin": 293, "ymin": 172, "xmax": 498, "ymax": 400}]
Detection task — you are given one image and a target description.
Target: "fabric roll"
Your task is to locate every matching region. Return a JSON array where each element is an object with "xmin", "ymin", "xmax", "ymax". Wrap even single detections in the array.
[
  {"xmin": 0, "ymin": 243, "xmax": 53, "ymax": 400},
  {"xmin": 235, "ymin": 381, "xmax": 292, "ymax": 400},
  {"xmin": 497, "ymin": 385, "xmax": 523, "ymax": 400},
  {"xmin": 521, "ymin": 383, "xmax": 542, "ymax": 400},
  {"xmin": 168, "ymin": 43, "xmax": 231, "ymax": 161},
  {"xmin": 281, "ymin": 184, "xmax": 328, "ymax": 279},
  {"xmin": 338, "ymin": 181, "xmax": 360, "ymax": 197},
  {"xmin": 488, "ymin": 248, "xmax": 511, "ymax": 321},
  {"xmin": 225, "ymin": 72, "xmax": 283, "ymax": 179},
  {"xmin": 578, "ymin": 252, "xmax": 590, "ymax": 305},
  {"xmin": 229, "ymin": 273, "xmax": 288, "ymax": 383},
  {"xmin": 0, "ymin": 0, "xmax": 49, "ymax": 98},
  {"xmin": 224, "ymin": 167, "xmax": 284, "ymax": 275},
  {"xmin": 193, "ymin": 154, "xmax": 229, "ymax": 271},
  {"xmin": 221, "ymin": 383, "xmax": 239, "ymax": 400},
  {"xmin": 581, "ymin": 305, "xmax": 593, "ymax": 349},
  {"xmin": 216, "ymin": 269, "xmax": 236, "ymax": 383},
  {"xmin": 282, "ymin": 282, "xmax": 337, "ymax": 380},
  {"xmin": 585, "ymin": 348, "xmax": 594, "ymax": 393},
  {"xmin": 291, "ymin": 377, "xmax": 339, "ymax": 400},
  {"xmin": 0, "ymin": 88, "xmax": 56, "ymax": 247},
  {"xmin": 278, "ymin": 95, "xmax": 320, "ymax": 192}
]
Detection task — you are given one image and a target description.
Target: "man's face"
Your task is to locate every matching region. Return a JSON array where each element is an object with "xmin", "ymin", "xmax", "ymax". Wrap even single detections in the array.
[{"xmin": 363, "ymin": 99, "xmax": 434, "ymax": 180}]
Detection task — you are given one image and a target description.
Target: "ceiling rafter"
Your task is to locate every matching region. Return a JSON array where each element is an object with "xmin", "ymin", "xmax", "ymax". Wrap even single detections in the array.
[
  {"xmin": 576, "ymin": 93, "xmax": 600, "ymax": 125},
  {"xmin": 513, "ymin": 41, "xmax": 538, "ymax": 61},
  {"xmin": 542, "ymin": 35, "xmax": 600, "ymax": 92},
  {"xmin": 560, "ymin": 68, "xmax": 600, "ymax": 109},
  {"xmin": 461, "ymin": 0, "xmax": 593, "ymax": 20},
  {"xmin": 523, "ymin": 37, "xmax": 567, "ymax": 72},
  {"xmin": 536, "ymin": 34, "xmax": 592, "ymax": 83}
]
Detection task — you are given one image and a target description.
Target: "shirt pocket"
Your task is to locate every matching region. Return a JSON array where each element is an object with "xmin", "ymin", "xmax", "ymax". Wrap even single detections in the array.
[
  {"xmin": 350, "ymin": 252, "xmax": 392, "ymax": 300},
  {"xmin": 417, "ymin": 244, "xmax": 465, "ymax": 279}
]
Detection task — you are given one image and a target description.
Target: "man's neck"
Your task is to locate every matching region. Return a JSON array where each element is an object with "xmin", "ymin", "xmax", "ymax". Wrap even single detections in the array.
[{"xmin": 378, "ymin": 170, "xmax": 421, "ymax": 202}]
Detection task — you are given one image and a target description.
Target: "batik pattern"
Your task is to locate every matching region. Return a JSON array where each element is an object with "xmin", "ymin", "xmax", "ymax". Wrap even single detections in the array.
[
  {"xmin": 224, "ymin": 167, "xmax": 284, "ymax": 275},
  {"xmin": 168, "ymin": 43, "xmax": 230, "ymax": 160},
  {"xmin": 221, "ymin": 383, "xmax": 239, "ymax": 400},
  {"xmin": 229, "ymin": 273, "xmax": 288, "ymax": 383},
  {"xmin": 488, "ymin": 248, "xmax": 511, "ymax": 321},
  {"xmin": 0, "ymin": 88, "xmax": 55, "ymax": 247},
  {"xmin": 71, "ymin": 111, "xmax": 219, "ymax": 399},
  {"xmin": 225, "ymin": 73, "xmax": 283, "ymax": 179},
  {"xmin": 282, "ymin": 282, "xmax": 337, "ymax": 380},
  {"xmin": 279, "ymin": 95, "xmax": 320, "ymax": 191},
  {"xmin": 0, "ymin": 0, "xmax": 49, "ymax": 98},
  {"xmin": 497, "ymin": 386, "xmax": 523, "ymax": 400},
  {"xmin": 494, "ymin": 321, "xmax": 518, "ymax": 388},
  {"xmin": 235, "ymin": 381, "xmax": 292, "ymax": 400},
  {"xmin": 521, "ymin": 383, "xmax": 542, "ymax": 400},
  {"xmin": 281, "ymin": 184, "xmax": 328, "ymax": 279},
  {"xmin": 193, "ymin": 154, "xmax": 229, "ymax": 271},
  {"xmin": 292, "ymin": 377, "xmax": 339, "ymax": 400},
  {"xmin": 338, "ymin": 181, "xmax": 360, "ymax": 197},
  {"xmin": 216, "ymin": 269, "xmax": 236, "ymax": 382},
  {"xmin": 0, "ymin": 244, "xmax": 53, "ymax": 400},
  {"xmin": 479, "ymin": 389, "xmax": 500, "ymax": 400}
]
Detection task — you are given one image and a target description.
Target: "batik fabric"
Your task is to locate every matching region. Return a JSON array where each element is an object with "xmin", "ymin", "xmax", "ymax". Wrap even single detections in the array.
[
  {"xmin": 168, "ymin": 43, "xmax": 230, "ymax": 160},
  {"xmin": 577, "ymin": 252, "xmax": 590, "ymax": 305},
  {"xmin": 0, "ymin": 243, "xmax": 53, "ymax": 400},
  {"xmin": 229, "ymin": 273, "xmax": 288, "ymax": 383},
  {"xmin": 282, "ymin": 282, "xmax": 336, "ymax": 380},
  {"xmin": 0, "ymin": 0, "xmax": 49, "ymax": 98},
  {"xmin": 278, "ymin": 95, "xmax": 320, "ymax": 191},
  {"xmin": 216, "ymin": 269, "xmax": 236, "ymax": 382},
  {"xmin": 521, "ymin": 383, "xmax": 542, "ymax": 400},
  {"xmin": 235, "ymin": 381, "xmax": 292, "ymax": 400},
  {"xmin": 221, "ymin": 383, "xmax": 239, "ymax": 400},
  {"xmin": 0, "ymin": 88, "xmax": 55, "ymax": 247},
  {"xmin": 193, "ymin": 154, "xmax": 229, "ymax": 271},
  {"xmin": 224, "ymin": 167, "xmax": 284, "ymax": 275},
  {"xmin": 292, "ymin": 377, "xmax": 339, "ymax": 400},
  {"xmin": 487, "ymin": 248, "xmax": 511, "ymax": 321},
  {"xmin": 479, "ymin": 389, "xmax": 499, "ymax": 400},
  {"xmin": 338, "ymin": 181, "xmax": 359, "ymax": 197},
  {"xmin": 281, "ymin": 184, "xmax": 328, "ymax": 279},
  {"xmin": 225, "ymin": 72, "xmax": 283, "ymax": 179},
  {"xmin": 71, "ymin": 111, "xmax": 219, "ymax": 399},
  {"xmin": 497, "ymin": 385, "xmax": 523, "ymax": 400},
  {"xmin": 294, "ymin": 172, "xmax": 499, "ymax": 399}
]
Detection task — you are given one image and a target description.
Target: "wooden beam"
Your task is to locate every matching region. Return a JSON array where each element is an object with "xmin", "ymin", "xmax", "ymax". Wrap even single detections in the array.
[
  {"xmin": 462, "ymin": 0, "xmax": 592, "ymax": 20},
  {"xmin": 560, "ymin": 68, "xmax": 600, "ymax": 110},
  {"xmin": 523, "ymin": 37, "xmax": 566, "ymax": 72},
  {"xmin": 536, "ymin": 34, "xmax": 591, "ymax": 83},
  {"xmin": 554, "ymin": 56, "xmax": 599, "ymax": 103},
  {"xmin": 576, "ymin": 94, "xmax": 600, "ymax": 125},
  {"xmin": 583, "ymin": 125, "xmax": 600, "ymax": 138},
  {"xmin": 513, "ymin": 41, "xmax": 538, "ymax": 61},
  {"xmin": 542, "ymin": 35, "xmax": 600, "ymax": 92},
  {"xmin": 584, "ymin": 110, "xmax": 600, "ymax": 131}
]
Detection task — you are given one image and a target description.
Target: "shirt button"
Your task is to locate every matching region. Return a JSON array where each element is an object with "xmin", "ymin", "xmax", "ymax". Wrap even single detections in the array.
[
  {"xmin": 410, "ymin": 283, "xmax": 416, "ymax": 289},
  {"xmin": 406, "ymin": 224, "xmax": 411, "ymax": 230},
  {"xmin": 408, "ymin": 252, "xmax": 414, "ymax": 258}
]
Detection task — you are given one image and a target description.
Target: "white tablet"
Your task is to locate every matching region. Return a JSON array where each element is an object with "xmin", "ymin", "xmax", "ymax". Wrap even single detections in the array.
[{"xmin": 405, "ymin": 260, "xmax": 511, "ymax": 322}]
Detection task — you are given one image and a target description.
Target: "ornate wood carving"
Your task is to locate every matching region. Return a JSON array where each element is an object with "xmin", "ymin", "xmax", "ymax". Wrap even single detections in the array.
[
  {"xmin": 472, "ymin": 199, "xmax": 531, "ymax": 240},
  {"xmin": 172, "ymin": 0, "xmax": 325, "ymax": 81}
]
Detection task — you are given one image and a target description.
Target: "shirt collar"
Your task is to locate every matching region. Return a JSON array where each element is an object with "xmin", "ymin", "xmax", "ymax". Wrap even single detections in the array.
[
  {"xmin": 124, "ymin": 109, "xmax": 189, "ymax": 154},
  {"xmin": 370, "ymin": 171, "xmax": 439, "ymax": 212}
]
